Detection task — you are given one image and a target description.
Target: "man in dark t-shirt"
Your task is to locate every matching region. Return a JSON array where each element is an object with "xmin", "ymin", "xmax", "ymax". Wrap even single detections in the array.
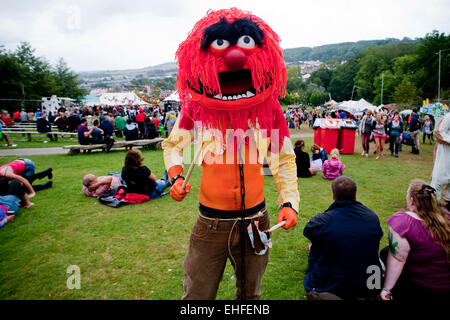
[{"xmin": 77, "ymin": 118, "xmax": 93, "ymax": 145}]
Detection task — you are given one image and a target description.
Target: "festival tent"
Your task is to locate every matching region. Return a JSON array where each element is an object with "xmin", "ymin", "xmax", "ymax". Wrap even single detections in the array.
[
  {"xmin": 99, "ymin": 92, "xmax": 149, "ymax": 106},
  {"xmin": 325, "ymin": 99, "xmax": 338, "ymax": 106},
  {"xmin": 163, "ymin": 91, "xmax": 180, "ymax": 103},
  {"xmin": 336, "ymin": 98, "xmax": 376, "ymax": 113}
]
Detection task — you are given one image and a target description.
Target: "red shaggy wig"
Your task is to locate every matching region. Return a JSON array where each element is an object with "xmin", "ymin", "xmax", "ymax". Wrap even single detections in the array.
[{"xmin": 175, "ymin": 7, "xmax": 289, "ymax": 152}]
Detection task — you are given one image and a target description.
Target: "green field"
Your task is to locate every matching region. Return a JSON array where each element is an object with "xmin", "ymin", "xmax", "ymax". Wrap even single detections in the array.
[{"xmin": 0, "ymin": 132, "xmax": 435, "ymax": 300}]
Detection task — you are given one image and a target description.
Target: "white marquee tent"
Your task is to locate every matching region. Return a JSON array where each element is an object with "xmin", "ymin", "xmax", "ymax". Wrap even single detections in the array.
[
  {"xmin": 99, "ymin": 92, "xmax": 149, "ymax": 106},
  {"xmin": 336, "ymin": 98, "xmax": 376, "ymax": 113},
  {"xmin": 163, "ymin": 91, "xmax": 180, "ymax": 102}
]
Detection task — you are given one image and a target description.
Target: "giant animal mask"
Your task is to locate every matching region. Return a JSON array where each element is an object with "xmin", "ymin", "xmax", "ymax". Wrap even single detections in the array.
[{"xmin": 176, "ymin": 8, "xmax": 289, "ymax": 151}]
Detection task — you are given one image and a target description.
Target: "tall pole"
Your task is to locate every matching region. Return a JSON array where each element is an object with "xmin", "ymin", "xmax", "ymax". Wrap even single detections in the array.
[
  {"xmin": 438, "ymin": 49, "xmax": 441, "ymax": 103},
  {"xmin": 380, "ymin": 73, "xmax": 384, "ymax": 106},
  {"xmin": 351, "ymin": 85, "xmax": 355, "ymax": 100}
]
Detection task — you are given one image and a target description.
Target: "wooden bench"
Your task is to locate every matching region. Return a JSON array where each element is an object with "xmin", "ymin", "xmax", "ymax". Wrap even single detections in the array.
[
  {"xmin": 62, "ymin": 138, "xmax": 164, "ymax": 154},
  {"xmin": 2, "ymin": 131, "xmax": 77, "ymax": 141}
]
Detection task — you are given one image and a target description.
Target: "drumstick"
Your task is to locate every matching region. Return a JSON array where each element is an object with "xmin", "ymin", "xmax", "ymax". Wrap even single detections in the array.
[
  {"xmin": 182, "ymin": 144, "xmax": 203, "ymax": 189},
  {"xmin": 265, "ymin": 220, "xmax": 286, "ymax": 233}
]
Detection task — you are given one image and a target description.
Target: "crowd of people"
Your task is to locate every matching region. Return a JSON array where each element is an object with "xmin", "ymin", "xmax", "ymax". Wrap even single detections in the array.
[
  {"xmin": 0, "ymin": 103, "xmax": 449, "ymax": 301},
  {"xmin": 0, "ymin": 104, "xmax": 181, "ymax": 148}
]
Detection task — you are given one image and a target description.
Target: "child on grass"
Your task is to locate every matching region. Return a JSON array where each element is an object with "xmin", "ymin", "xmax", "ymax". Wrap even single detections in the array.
[{"xmin": 322, "ymin": 148, "xmax": 345, "ymax": 180}]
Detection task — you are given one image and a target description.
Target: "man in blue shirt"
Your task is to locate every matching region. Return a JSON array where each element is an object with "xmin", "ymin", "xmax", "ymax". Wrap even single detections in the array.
[
  {"xmin": 303, "ymin": 176, "xmax": 383, "ymax": 300},
  {"xmin": 99, "ymin": 115, "xmax": 115, "ymax": 152}
]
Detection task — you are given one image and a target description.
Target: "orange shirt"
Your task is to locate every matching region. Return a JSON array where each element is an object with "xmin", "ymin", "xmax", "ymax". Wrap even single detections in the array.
[{"xmin": 199, "ymin": 147, "xmax": 264, "ymax": 211}]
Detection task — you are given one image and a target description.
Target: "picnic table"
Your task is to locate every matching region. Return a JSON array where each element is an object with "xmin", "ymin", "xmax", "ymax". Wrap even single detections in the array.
[{"xmin": 62, "ymin": 138, "xmax": 164, "ymax": 154}]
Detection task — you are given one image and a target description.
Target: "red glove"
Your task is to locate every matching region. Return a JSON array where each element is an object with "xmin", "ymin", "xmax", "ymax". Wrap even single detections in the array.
[
  {"xmin": 170, "ymin": 178, "xmax": 191, "ymax": 202},
  {"xmin": 276, "ymin": 207, "xmax": 297, "ymax": 230}
]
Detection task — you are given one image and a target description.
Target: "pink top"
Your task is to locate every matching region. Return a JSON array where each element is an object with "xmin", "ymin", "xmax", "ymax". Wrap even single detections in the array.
[
  {"xmin": 322, "ymin": 158, "xmax": 345, "ymax": 180},
  {"xmin": 82, "ymin": 176, "xmax": 121, "ymax": 197},
  {"xmin": 0, "ymin": 160, "xmax": 25, "ymax": 176}
]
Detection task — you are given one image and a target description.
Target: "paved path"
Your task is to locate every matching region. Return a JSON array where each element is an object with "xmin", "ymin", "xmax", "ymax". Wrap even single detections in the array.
[
  {"xmin": 290, "ymin": 132, "xmax": 314, "ymax": 138},
  {"xmin": 0, "ymin": 147, "xmax": 68, "ymax": 156}
]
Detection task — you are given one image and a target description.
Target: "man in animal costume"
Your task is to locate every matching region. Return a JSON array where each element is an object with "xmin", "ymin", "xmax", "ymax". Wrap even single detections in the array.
[{"xmin": 163, "ymin": 8, "xmax": 299, "ymax": 300}]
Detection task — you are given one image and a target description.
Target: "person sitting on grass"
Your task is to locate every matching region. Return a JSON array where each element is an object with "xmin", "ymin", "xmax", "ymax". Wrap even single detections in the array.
[
  {"xmin": 311, "ymin": 144, "xmax": 328, "ymax": 163},
  {"xmin": 0, "ymin": 178, "xmax": 35, "ymax": 211},
  {"xmin": 121, "ymin": 149, "xmax": 170, "ymax": 199},
  {"xmin": 322, "ymin": 148, "xmax": 345, "ymax": 180},
  {"xmin": 82, "ymin": 174, "xmax": 122, "ymax": 197},
  {"xmin": 303, "ymin": 176, "xmax": 383, "ymax": 300},
  {"xmin": 380, "ymin": 180, "xmax": 450, "ymax": 301},
  {"xmin": 294, "ymin": 140, "xmax": 317, "ymax": 178},
  {"xmin": 310, "ymin": 144, "xmax": 328, "ymax": 171}
]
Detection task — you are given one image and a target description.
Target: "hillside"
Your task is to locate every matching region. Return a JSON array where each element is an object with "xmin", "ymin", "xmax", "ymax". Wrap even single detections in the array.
[
  {"xmin": 283, "ymin": 37, "xmax": 419, "ymax": 62},
  {"xmin": 77, "ymin": 37, "xmax": 420, "ymax": 81},
  {"xmin": 78, "ymin": 62, "xmax": 178, "ymax": 80}
]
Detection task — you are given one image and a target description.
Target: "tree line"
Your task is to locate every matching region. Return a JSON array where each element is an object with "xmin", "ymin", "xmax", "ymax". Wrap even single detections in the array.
[
  {"xmin": 0, "ymin": 42, "xmax": 87, "ymax": 110},
  {"xmin": 282, "ymin": 30, "xmax": 450, "ymax": 106}
]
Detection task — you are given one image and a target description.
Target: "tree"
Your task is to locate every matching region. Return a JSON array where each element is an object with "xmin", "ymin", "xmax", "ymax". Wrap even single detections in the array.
[
  {"xmin": 394, "ymin": 77, "xmax": 418, "ymax": 103},
  {"xmin": 53, "ymin": 58, "xmax": 87, "ymax": 102},
  {"xmin": 414, "ymin": 30, "xmax": 450, "ymax": 100},
  {"xmin": 286, "ymin": 65, "xmax": 305, "ymax": 92}
]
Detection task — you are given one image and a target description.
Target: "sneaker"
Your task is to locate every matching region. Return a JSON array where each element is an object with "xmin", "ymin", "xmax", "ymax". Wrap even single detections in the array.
[
  {"xmin": 395, "ymin": 153, "xmax": 398, "ymax": 158},
  {"xmin": 365, "ymin": 153, "xmax": 368, "ymax": 157},
  {"xmin": 361, "ymin": 151, "xmax": 365, "ymax": 156}
]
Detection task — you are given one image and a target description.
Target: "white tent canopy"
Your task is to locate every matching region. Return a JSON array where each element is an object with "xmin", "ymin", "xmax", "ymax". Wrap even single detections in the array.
[
  {"xmin": 163, "ymin": 91, "xmax": 180, "ymax": 102},
  {"xmin": 336, "ymin": 98, "xmax": 376, "ymax": 113},
  {"xmin": 99, "ymin": 92, "xmax": 149, "ymax": 106}
]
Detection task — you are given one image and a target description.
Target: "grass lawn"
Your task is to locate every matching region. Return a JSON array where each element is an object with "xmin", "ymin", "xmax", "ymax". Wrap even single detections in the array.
[{"xmin": 0, "ymin": 130, "xmax": 435, "ymax": 300}]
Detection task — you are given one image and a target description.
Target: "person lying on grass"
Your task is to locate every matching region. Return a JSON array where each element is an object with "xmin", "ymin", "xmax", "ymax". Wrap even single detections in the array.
[
  {"xmin": 0, "ymin": 178, "xmax": 34, "ymax": 212},
  {"xmin": 82, "ymin": 174, "xmax": 122, "ymax": 197}
]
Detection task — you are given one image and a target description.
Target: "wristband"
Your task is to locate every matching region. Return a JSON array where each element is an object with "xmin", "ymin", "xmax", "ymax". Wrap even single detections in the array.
[
  {"xmin": 382, "ymin": 288, "xmax": 392, "ymax": 298},
  {"xmin": 282, "ymin": 202, "xmax": 298, "ymax": 215},
  {"xmin": 171, "ymin": 174, "xmax": 185, "ymax": 185}
]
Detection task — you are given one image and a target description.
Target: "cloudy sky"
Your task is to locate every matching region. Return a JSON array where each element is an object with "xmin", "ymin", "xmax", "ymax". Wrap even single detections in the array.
[{"xmin": 1, "ymin": 0, "xmax": 449, "ymax": 72}]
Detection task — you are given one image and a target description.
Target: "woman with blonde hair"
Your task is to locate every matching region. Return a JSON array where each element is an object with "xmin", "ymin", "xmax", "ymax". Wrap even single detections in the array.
[
  {"xmin": 380, "ymin": 179, "xmax": 450, "ymax": 300},
  {"xmin": 372, "ymin": 113, "xmax": 387, "ymax": 159},
  {"xmin": 321, "ymin": 148, "xmax": 345, "ymax": 180}
]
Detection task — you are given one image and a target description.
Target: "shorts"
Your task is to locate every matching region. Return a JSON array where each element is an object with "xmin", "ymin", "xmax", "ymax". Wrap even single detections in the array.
[
  {"xmin": 18, "ymin": 158, "xmax": 36, "ymax": 178},
  {"xmin": 374, "ymin": 136, "xmax": 386, "ymax": 141}
]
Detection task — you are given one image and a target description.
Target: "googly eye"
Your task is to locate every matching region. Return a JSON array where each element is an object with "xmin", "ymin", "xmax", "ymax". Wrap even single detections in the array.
[
  {"xmin": 237, "ymin": 35, "xmax": 255, "ymax": 49},
  {"xmin": 211, "ymin": 39, "xmax": 230, "ymax": 50}
]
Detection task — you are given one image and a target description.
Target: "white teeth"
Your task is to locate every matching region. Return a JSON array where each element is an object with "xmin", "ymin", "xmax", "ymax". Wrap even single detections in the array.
[
  {"xmin": 237, "ymin": 95, "xmax": 242, "ymax": 99},
  {"xmin": 214, "ymin": 94, "xmax": 221, "ymax": 99},
  {"xmin": 222, "ymin": 96, "xmax": 228, "ymax": 100},
  {"xmin": 246, "ymin": 91, "xmax": 255, "ymax": 97},
  {"xmin": 232, "ymin": 95, "xmax": 237, "ymax": 100},
  {"xmin": 241, "ymin": 93, "xmax": 246, "ymax": 97}
]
